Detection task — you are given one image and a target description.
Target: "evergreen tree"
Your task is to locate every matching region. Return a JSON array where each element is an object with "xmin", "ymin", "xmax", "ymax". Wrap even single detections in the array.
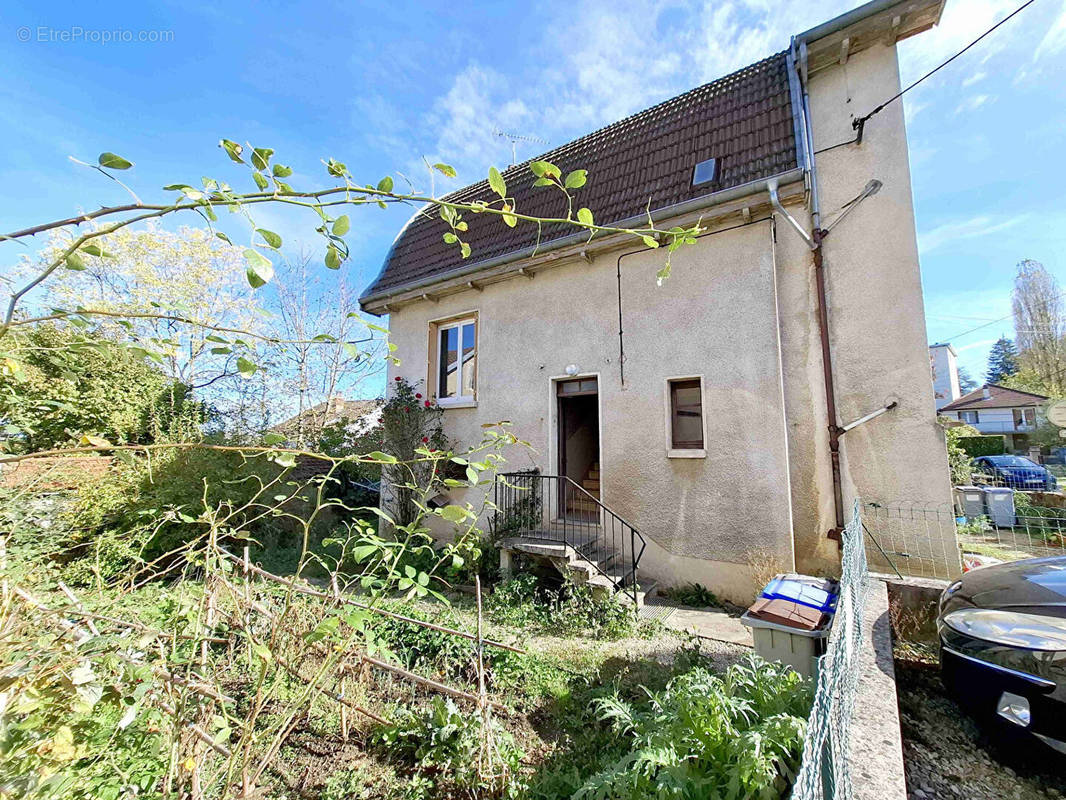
[{"xmin": 986, "ymin": 337, "xmax": 1019, "ymax": 384}]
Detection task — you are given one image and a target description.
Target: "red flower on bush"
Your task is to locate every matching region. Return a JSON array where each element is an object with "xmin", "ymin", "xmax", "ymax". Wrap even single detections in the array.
[
  {"xmin": 394, "ymin": 376, "xmax": 402, "ymax": 381},
  {"xmin": 404, "ymin": 407, "xmax": 410, "ymax": 413},
  {"xmin": 415, "ymin": 393, "xmax": 422, "ymax": 399},
  {"xmin": 421, "ymin": 436, "xmax": 429, "ymax": 443}
]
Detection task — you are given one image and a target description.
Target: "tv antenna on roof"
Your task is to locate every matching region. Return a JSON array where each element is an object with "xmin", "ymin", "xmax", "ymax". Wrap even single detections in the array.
[{"xmin": 493, "ymin": 129, "xmax": 549, "ymax": 166}]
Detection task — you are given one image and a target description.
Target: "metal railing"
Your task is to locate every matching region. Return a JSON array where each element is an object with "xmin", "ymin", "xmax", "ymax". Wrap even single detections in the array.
[
  {"xmin": 793, "ymin": 500, "xmax": 869, "ymax": 800},
  {"xmin": 492, "ymin": 470, "xmax": 646, "ymax": 606}
]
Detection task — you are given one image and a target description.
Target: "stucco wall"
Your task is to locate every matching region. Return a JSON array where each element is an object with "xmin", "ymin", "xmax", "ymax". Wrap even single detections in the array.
[
  {"xmin": 805, "ymin": 43, "xmax": 959, "ymax": 575},
  {"xmin": 385, "ymin": 219, "xmax": 798, "ymax": 600}
]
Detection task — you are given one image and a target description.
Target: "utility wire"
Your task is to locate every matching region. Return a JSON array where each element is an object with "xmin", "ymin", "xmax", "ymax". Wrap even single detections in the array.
[
  {"xmin": 852, "ymin": 0, "xmax": 1038, "ymax": 134},
  {"xmin": 814, "ymin": 0, "xmax": 1039, "ymax": 154}
]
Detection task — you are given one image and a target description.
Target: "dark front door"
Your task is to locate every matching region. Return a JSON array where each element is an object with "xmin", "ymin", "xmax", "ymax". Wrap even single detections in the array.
[{"xmin": 557, "ymin": 378, "xmax": 599, "ymax": 497}]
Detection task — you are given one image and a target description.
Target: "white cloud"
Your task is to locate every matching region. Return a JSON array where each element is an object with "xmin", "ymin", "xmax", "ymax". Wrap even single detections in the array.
[
  {"xmin": 954, "ymin": 93, "xmax": 994, "ymax": 114},
  {"xmin": 961, "ymin": 70, "xmax": 988, "ymax": 87},
  {"xmin": 1035, "ymin": 5, "xmax": 1066, "ymax": 60},
  {"xmin": 918, "ymin": 213, "xmax": 1029, "ymax": 253}
]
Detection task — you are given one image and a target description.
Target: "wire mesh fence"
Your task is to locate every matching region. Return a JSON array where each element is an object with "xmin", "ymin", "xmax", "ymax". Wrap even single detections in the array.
[
  {"xmin": 863, "ymin": 492, "xmax": 1066, "ymax": 580},
  {"xmin": 792, "ymin": 500, "xmax": 869, "ymax": 800}
]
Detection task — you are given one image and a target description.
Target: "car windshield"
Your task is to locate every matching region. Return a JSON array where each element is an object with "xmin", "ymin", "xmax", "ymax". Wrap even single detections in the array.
[{"xmin": 986, "ymin": 456, "xmax": 1039, "ymax": 468}]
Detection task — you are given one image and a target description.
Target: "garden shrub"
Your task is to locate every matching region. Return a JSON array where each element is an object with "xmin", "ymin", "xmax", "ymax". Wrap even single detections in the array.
[
  {"xmin": 373, "ymin": 697, "xmax": 524, "ymax": 799},
  {"xmin": 570, "ymin": 656, "xmax": 811, "ymax": 800},
  {"xmin": 956, "ymin": 435, "xmax": 1006, "ymax": 458},
  {"xmin": 487, "ymin": 573, "xmax": 637, "ymax": 639},
  {"xmin": 662, "ymin": 582, "xmax": 721, "ymax": 608}
]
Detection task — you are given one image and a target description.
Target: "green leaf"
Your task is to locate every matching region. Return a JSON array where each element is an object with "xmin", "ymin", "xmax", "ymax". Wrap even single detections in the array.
[
  {"xmin": 215, "ymin": 232, "xmax": 233, "ymax": 244},
  {"xmin": 529, "ymin": 160, "xmax": 560, "ymax": 179},
  {"xmin": 273, "ymin": 452, "xmax": 296, "ymax": 469},
  {"xmin": 98, "ymin": 152, "xmax": 133, "ymax": 170},
  {"xmin": 272, "ymin": 163, "xmax": 293, "ymax": 178},
  {"xmin": 262, "ymin": 432, "xmax": 286, "ymax": 445},
  {"xmin": 577, "ymin": 207, "xmax": 594, "ymax": 226},
  {"xmin": 377, "ymin": 175, "xmax": 394, "ymax": 193},
  {"xmin": 237, "ymin": 357, "xmax": 258, "ymax": 378},
  {"xmin": 252, "ymin": 642, "xmax": 272, "ymax": 663},
  {"xmin": 439, "ymin": 505, "xmax": 469, "ymax": 523},
  {"xmin": 243, "ymin": 249, "xmax": 274, "ymax": 288},
  {"xmin": 332, "ymin": 215, "xmax": 350, "ymax": 236},
  {"xmin": 433, "ymin": 163, "xmax": 457, "ymax": 178},
  {"xmin": 251, "ymin": 147, "xmax": 273, "ymax": 171},
  {"xmin": 641, "ymin": 235, "xmax": 659, "ymax": 249},
  {"xmin": 252, "ymin": 171, "xmax": 269, "ymax": 191},
  {"xmin": 443, "ymin": 232, "xmax": 458, "ymax": 244},
  {"xmin": 488, "ymin": 166, "xmax": 506, "ymax": 198},
  {"xmin": 80, "ymin": 244, "xmax": 112, "ymax": 258},
  {"xmin": 255, "ymin": 228, "xmax": 282, "ymax": 249},
  {"xmin": 365, "ymin": 451, "xmax": 398, "ymax": 464},
  {"xmin": 325, "ymin": 244, "xmax": 341, "ymax": 270},
  {"xmin": 65, "ymin": 252, "xmax": 86, "ymax": 271},
  {"xmin": 564, "ymin": 169, "xmax": 588, "ymax": 189},
  {"xmin": 210, "ymin": 346, "xmax": 232, "ymax": 355},
  {"xmin": 219, "ymin": 139, "xmax": 244, "ymax": 163},
  {"xmin": 502, "ymin": 203, "xmax": 517, "ymax": 228},
  {"xmin": 460, "ymin": 242, "xmax": 471, "ymax": 259}
]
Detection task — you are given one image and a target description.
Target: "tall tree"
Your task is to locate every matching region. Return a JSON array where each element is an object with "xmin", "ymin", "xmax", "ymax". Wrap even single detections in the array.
[
  {"xmin": 1013, "ymin": 259, "xmax": 1066, "ymax": 394},
  {"xmin": 985, "ymin": 337, "xmax": 1019, "ymax": 384},
  {"xmin": 957, "ymin": 365, "xmax": 978, "ymax": 393}
]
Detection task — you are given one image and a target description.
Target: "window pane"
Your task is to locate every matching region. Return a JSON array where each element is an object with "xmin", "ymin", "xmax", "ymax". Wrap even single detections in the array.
[
  {"xmin": 461, "ymin": 322, "xmax": 476, "ymax": 396},
  {"xmin": 671, "ymin": 380, "xmax": 703, "ymax": 448},
  {"xmin": 438, "ymin": 326, "xmax": 458, "ymax": 398}
]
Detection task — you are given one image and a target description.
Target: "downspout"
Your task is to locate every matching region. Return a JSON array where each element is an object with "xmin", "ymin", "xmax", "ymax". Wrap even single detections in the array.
[{"xmin": 793, "ymin": 38, "xmax": 847, "ymax": 540}]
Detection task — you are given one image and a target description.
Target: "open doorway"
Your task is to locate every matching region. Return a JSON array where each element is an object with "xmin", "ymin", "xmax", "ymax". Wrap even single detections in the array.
[{"xmin": 557, "ymin": 378, "xmax": 600, "ymax": 516}]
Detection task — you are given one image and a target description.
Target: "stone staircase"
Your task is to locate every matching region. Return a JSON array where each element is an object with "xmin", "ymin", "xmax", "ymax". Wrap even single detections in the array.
[
  {"xmin": 566, "ymin": 462, "xmax": 601, "ymax": 517},
  {"xmin": 494, "ymin": 470, "xmax": 648, "ymax": 606}
]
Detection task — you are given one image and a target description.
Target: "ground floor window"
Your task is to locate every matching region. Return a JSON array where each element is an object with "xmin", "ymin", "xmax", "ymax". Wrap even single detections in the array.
[{"xmin": 667, "ymin": 377, "xmax": 705, "ymax": 456}]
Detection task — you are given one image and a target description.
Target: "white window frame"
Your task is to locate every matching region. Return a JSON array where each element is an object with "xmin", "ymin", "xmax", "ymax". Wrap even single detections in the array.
[
  {"xmin": 433, "ymin": 315, "xmax": 478, "ymax": 407},
  {"xmin": 664, "ymin": 375, "xmax": 707, "ymax": 459},
  {"xmin": 960, "ymin": 410, "xmax": 979, "ymax": 424}
]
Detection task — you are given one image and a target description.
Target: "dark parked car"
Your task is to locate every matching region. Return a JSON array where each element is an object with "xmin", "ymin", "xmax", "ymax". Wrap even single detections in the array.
[
  {"xmin": 972, "ymin": 455, "xmax": 1057, "ymax": 491},
  {"xmin": 938, "ymin": 556, "xmax": 1066, "ymax": 754}
]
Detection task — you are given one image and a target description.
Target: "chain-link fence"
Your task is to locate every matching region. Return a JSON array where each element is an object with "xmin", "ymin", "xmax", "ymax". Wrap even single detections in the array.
[{"xmin": 792, "ymin": 500, "xmax": 869, "ymax": 800}]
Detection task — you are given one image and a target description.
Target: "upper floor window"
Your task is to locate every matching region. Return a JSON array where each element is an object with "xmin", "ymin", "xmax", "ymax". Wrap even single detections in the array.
[
  {"xmin": 1013, "ymin": 408, "xmax": 1036, "ymax": 427},
  {"xmin": 960, "ymin": 410, "xmax": 979, "ymax": 424},
  {"xmin": 434, "ymin": 315, "xmax": 477, "ymax": 405}
]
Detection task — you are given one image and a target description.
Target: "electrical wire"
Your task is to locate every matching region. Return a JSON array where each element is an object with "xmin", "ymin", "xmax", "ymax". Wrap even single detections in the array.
[{"xmin": 813, "ymin": 0, "xmax": 1039, "ymax": 154}]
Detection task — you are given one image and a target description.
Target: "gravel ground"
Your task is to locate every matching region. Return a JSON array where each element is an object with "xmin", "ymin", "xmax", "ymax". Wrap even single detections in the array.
[{"xmin": 897, "ymin": 660, "xmax": 1066, "ymax": 800}]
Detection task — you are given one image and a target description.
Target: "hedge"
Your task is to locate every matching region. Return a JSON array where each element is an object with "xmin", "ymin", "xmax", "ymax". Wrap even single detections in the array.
[{"xmin": 956, "ymin": 435, "xmax": 1006, "ymax": 458}]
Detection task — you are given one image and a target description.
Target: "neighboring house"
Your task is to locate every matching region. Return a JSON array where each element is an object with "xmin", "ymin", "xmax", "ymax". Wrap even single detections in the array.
[
  {"xmin": 361, "ymin": 0, "xmax": 959, "ymax": 599},
  {"xmin": 929, "ymin": 342, "xmax": 961, "ymax": 410},
  {"xmin": 939, "ymin": 384, "xmax": 1049, "ymax": 452},
  {"xmin": 269, "ymin": 396, "xmax": 382, "ymax": 446}
]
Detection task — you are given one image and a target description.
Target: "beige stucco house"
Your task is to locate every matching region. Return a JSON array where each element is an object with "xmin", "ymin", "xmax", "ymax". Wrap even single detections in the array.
[{"xmin": 361, "ymin": 0, "xmax": 960, "ymax": 600}]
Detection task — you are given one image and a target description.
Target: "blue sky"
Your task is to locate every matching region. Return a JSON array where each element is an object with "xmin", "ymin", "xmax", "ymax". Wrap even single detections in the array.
[{"xmin": 3, "ymin": 0, "xmax": 1065, "ymax": 391}]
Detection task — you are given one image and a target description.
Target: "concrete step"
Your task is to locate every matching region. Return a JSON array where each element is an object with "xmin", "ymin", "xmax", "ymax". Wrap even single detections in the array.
[
  {"xmin": 587, "ymin": 470, "xmax": 600, "ymax": 480},
  {"xmin": 582, "ymin": 479, "xmax": 600, "ymax": 492},
  {"xmin": 567, "ymin": 497, "xmax": 600, "ymax": 513}
]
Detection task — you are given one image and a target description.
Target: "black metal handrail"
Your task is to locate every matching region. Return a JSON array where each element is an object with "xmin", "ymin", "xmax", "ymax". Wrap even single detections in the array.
[{"xmin": 492, "ymin": 470, "xmax": 647, "ymax": 607}]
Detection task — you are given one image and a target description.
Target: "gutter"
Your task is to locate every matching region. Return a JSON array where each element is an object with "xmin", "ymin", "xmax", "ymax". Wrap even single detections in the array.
[
  {"xmin": 790, "ymin": 38, "xmax": 847, "ymax": 541},
  {"xmin": 359, "ymin": 167, "xmax": 805, "ymax": 313}
]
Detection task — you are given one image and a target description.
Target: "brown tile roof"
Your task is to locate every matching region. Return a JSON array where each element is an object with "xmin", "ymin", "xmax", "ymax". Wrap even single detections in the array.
[
  {"xmin": 362, "ymin": 52, "xmax": 799, "ymax": 303},
  {"xmin": 940, "ymin": 384, "xmax": 1049, "ymax": 412}
]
